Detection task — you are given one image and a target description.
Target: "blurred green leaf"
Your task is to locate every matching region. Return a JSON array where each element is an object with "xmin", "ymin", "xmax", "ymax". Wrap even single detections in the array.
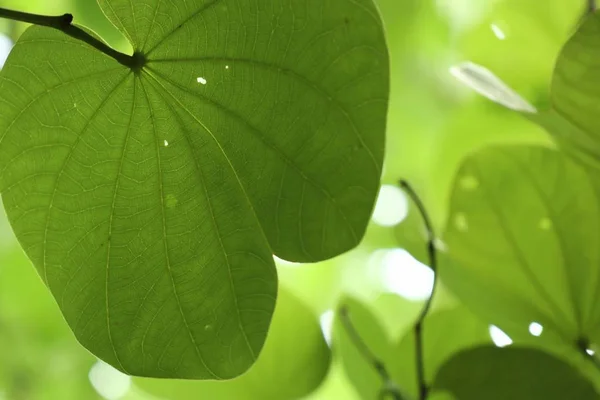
[
  {"xmin": 371, "ymin": 293, "xmax": 422, "ymax": 340},
  {"xmin": 137, "ymin": 288, "xmax": 331, "ymax": 400},
  {"xmin": 0, "ymin": 0, "xmax": 388, "ymax": 378},
  {"xmin": 442, "ymin": 145, "xmax": 600, "ymax": 350},
  {"xmin": 390, "ymin": 306, "xmax": 490, "ymax": 398},
  {"xmin": 0, "ymin": 211, "xmax": 99, "ymax": 400},
  {"xmin": 332, "ymin": 296, "xmax": 398, "ymax": 400},
  {"xmin": 455, "ymin": 0, "xmax": 581, "ymax": 105},
  {"xmin": 433, "ymin": 346, "xmax": 600, "ymax": 400},
  {"xmin": 530, "ymin": 14, "xmax": 600, "ymax": 168}
]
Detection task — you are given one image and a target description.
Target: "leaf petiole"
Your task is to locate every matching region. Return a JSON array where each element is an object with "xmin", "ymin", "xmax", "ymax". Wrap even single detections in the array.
[
  {"xmin": 399, "ymin": 180, "xmax": 439, "ymax": 400},
  {"xmin": 0, "ymin": 6, "xmax": 141, "ymax": 69}
]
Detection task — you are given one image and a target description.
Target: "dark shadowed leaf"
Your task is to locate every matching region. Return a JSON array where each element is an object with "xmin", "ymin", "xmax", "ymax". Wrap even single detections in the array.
[
  {"xmin": 0, "ymin": 0, "xmax": 388, "ymax": 378},
  {"xmin": 526, "ymin": 14, "xmax": 600, "ymax": 168},
  {"xmin": 433, "ymin": 346, "xmax": 600, "ymax": 400},
  {"xmin": 390, "ymin": 306, "xmax": 490, "ymax": 398}
]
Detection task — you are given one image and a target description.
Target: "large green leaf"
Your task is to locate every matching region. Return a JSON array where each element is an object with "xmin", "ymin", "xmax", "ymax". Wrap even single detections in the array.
[
  {"xmin": 441, "ymin": 145, "xmax": 600, "ymax": 351},
  {"xmin": 433, "ymin": 346, "xmax": 600, "ymax": 400},
  {"xmin": 390, "ymin": 307, "xmax": 490, "ymax": 398},
  {"xmin": 0, "ymin": 0, "xmax": 388, "ymax": 379},
  {"xmin": 137, "ymin": 287, "xmax": 331, "ymax": 400},
  {"xmin": 530, "ymin": 13, "xmax": 600, "ymax": 168}
]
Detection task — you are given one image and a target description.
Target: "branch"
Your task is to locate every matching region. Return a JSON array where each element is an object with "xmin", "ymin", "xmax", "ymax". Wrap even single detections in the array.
[
  {"xmin": 0, "ymin": 7, "xmax": 142, "ymax": 69},
  {"xmin": 399, "ymin": 180, "xmax": 439, "ymax": 400},
  {"xmin": 338, "ymin": 306, "xmax": 404, "ymax": 400}
]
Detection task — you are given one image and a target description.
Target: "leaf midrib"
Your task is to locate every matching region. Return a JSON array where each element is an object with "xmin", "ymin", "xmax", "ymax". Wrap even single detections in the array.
[
  {"xmin": 472, "ymin": 160, "xmax": 573, "ymax": 334},
  {"xmin": 142, "ymin": 74, "xmax": 262, "ymax": 376},
  {"xmin": 139, "ymin": 78, "xmax": 226, "ymax": 379}
]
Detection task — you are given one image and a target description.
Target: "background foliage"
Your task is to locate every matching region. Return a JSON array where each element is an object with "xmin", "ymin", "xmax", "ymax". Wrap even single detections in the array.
[{"xmin": 0, "ymin": 0, "xmax": 596, "ymax": 399}]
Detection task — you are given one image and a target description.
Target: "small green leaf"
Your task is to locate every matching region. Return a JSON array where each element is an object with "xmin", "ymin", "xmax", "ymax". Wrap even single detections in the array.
[
  {"xmin": 371, "ymin": 293, "xmax": 422, "ymax": 340},
  {"xmin": 332, "ymin": 296, "xmax": 394, "ymax": 400},
  {"xmin": 137, "ymin": 287, "xmax": 331, "ymax": 400},
  {"xmin": 433, "ymin": 346, "xmax": 600, "ymax": 400},
  {"xmin": 390, "ymin": 306, "xmax": 490, "ymax": 398},
  {"xmin": 0, "ymin": 0, "xmax": 388, "ymax": 378},
  {"xmin": 441, "ymin": 145, "xmax": 600, "ymax": 348}
]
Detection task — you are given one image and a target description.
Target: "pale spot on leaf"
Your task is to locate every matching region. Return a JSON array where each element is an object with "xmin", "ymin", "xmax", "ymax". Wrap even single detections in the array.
[
  {"xmin": 539, "ymin": 218, "xmax": 552, "ymax": 230},
  {"xmin": 197, "ymin": 77, "xmax": 207, "ymax": 85},
  {"xmin": 528, "ymin": 322, "xmax": 543, "ymax": 337},
  {"xmin": 454, "ymin": 213, "xmax": 468, "ymax": 232},
  {"xmin": 460, "ymin": 175, "xmax": 478, "ymax": 190},
  {"xmin": 166, "ymin": 194, "xmax": 178, "ymax": 208},
  {"xmin": 490, "ymin": 23, "xmax": 506, "ymax": 40},
  {"xmin": 434, "ymin": 238, "xmax": 448, "ymax": 253}
]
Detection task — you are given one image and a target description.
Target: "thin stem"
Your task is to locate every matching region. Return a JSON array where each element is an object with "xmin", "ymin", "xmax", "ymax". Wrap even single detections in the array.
[
  {"xmin": 338, "ymin": 306, "xmax": 403, "ymax": 400},
  {"xmin": 0, "ymin": 7, "xmax": 141, "ymax": 69},
  {"xmin": 399, "ymin": 180, "xmax": 438, "ymax": 400}
]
